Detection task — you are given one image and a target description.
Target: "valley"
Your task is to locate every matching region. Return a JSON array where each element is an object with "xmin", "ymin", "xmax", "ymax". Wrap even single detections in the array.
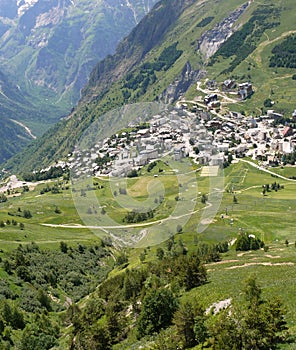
[
  {"xmin": 0, "ymin": 0, "xmax": 296, "ymax": 348},
  {"xmin": 0, "ymin": 0, "xmax": 159, "ymax": 162}
]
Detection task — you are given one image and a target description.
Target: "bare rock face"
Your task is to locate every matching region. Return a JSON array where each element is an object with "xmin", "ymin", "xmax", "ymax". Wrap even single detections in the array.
[
  {"xmin": 159, "ymin": 1, "xmax": 250, "ymax": 104},
  {"xmin": 197, "ymin": 1, "xmax": 250, "ymax": 59},
  {"xmin": 160, "ymin": 62, "xmax": 204, "ymax": 104}
]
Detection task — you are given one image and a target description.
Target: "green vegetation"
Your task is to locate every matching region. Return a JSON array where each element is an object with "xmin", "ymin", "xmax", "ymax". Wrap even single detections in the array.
[
  {"xmin": 264, "ymin": 98, "xmax": 273, "ymax": 107},
  {"xmin": 282, "ymin": 150, "xmax": 296, "ymax": 166},
  {"xmin": 203, "ymin": 0, "xmax": 296, "ymax": 116},
  {"xmin": 210, "ymin": 4, "xmax": 280, "ymax": 74},
  {"xmin": 22, "ymin": 166, "xmax": 68, "ymax": 182},
  {"xmin": 235, "ymin": 232, "xmax": 264, "ymax": 251},
  {"xmin": 270, "ymin": 34, "xmax": 296, "ymax": 68},
  {"xmin": 196, "ymin": 16, "xmax": 214, "ymax": 27},
  {"xmin": 3, "ymin": 241, "xmax": 111, "ymax": 302},
  {"xmin": 137, "ymin": 288, "xmax": 178, "ymax": 337},
  {"xmin": 126, "ymin": 169, "xmax": 138, "ymax": 178},
  {"xmin": 0, "ymin": 161, "xmax": 295, "ymax": 348},
  {"xmin": 206, "ymin": 276, "xmax": 287, "ymax": 349},
  {"xmin": 0, "ymin": 112, "xmax": 34, "ymax": 164},
  {"xmin": 1, "ymin": 0, "xmax": 296, "ymax": 345},
  {"xmin": 0, "ymin": 241, "xmax": 112, "ymax": 349},
  {"xmin": 0, "ymin": 0, "xmax": 161, "ymax": 163},
  {"xmin": 0, "ymin": 194, "xmax": 7, "ymax": 203},
  {"xmin": 123, "ymin": 209, "xmax": 154, "ymax": 223},
  {"xmin": 123, "ymin": 42, "xmax": 183, "ymax": 98},
  {"xmin": 68, "ymin": 252, "xmax": 207, "ymax": 348}
]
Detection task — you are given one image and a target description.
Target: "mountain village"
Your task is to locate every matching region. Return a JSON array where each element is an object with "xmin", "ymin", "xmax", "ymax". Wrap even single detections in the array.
[
  {"xmin": 66, "ymin": 79, "xmax": 296, "ymax": 178},
  {"xmin": 2, "ymin": 79, "xmax": 295, "ymax": 193}
]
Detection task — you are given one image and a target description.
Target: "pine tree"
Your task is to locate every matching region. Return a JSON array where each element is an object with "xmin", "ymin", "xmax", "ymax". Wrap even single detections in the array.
[{"xmin": 137, "ymin": 288, "xmax": 178, "ymax": 337}]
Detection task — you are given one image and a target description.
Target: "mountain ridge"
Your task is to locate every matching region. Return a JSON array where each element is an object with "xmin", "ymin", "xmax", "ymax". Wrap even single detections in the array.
[
  {"xmin": 0, "ymin": 0, "xmax": 159, "ymax": 162},
  {"xmin": 0, "ymin": 0, "xmax": 158, "ymax": 107},
  {"xmin": 83, "ymin": 0, "xmax": 196, "ymax": 100},
  {"xmin": 2, "ymin": 0, "xmax": 248, "ymax": 173},
  {"xmin": 4, "ymin": 0, "xmax": 296, "ymax": 174}
]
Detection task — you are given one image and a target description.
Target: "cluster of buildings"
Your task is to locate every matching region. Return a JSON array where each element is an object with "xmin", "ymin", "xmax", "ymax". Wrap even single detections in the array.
[
  {"xmin": 67, "ymin": 104, "xmax": 295, "ymax": 178},
  {"xmin": 55, "ymin": 78, "xmax": 296, "ymax": 178},
  {"xmin": 205, "ymin": 80, "xmax": 253, "ymax": 107},
  {"xmin": 200, "ymin": 108, "xmax": 296, "ymax": 166},
  {"xmin": 198, "ymin": 79, "xmax": 295, "ymax": 166},
  {"xmin": 240, "ymin": 111, "xmax": 295, "ymax": 165},
  {"xmin": 69, "ymin": 108, "xmax": 221, "ymax": 177},
  {"xmin": 71, "ymin": 102, "xmax": 252, "ymax": 177}
]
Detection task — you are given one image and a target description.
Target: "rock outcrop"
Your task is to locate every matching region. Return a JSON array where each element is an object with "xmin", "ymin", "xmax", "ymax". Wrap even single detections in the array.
[
  {"xmin": 197, "ymin": 1, "xmax": 250, "ymax": 59},
  {"xmin": 160, "ymin": 62, "xmax": 205, "ymax": 104}
]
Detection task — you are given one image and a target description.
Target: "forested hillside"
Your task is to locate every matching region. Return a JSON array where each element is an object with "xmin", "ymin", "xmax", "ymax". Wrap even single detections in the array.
[{"xmin": 269, "ymin": 34, "xmax": 296, "ymax": 68}]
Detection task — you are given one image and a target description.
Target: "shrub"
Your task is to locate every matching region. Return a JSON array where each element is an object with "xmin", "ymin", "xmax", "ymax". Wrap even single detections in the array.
[{"xmin": 235, "ymin": 233, "xmax": 264, "ymax": 251}]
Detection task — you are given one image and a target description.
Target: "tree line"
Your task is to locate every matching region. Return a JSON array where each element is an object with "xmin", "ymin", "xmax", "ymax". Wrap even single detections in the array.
[{"xmin": 270, "ymin": 34, "xmax": 296, "ymax": 68}]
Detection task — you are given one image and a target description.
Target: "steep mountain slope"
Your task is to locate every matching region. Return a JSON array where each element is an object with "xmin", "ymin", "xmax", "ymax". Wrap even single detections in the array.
[
  {"xmin": 0, "ymin": 69, "xmax": 45, "ymax": 163},
  {"xmin": 0, "ymin": 116, "xmax": 33, "ymax": 164},
  {"xmin": 0, "ymin": 0, "xmax": 158, "ymax": 163},
  {"xmin": 0, "ymin": 0, "xmax": 158, "ymax": 110},
  {"xmin": 5, "ymin": 0, "xmax": 296, "ymax": 174}
]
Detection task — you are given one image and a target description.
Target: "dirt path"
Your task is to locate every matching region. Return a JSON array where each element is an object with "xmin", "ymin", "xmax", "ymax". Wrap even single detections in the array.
[
  {"xmin": 251, "ymin": 30, "xmax": 296, "ymax": 67},
  {"xmin": 226, "ymin": 262, "xmax": 294, "ymax": 269},
  {"xmin": 239, "ymin": 159, "xmax": 296, "ymax": 182},
  {"xmin": 42, "ymin": 202, "xmax": 213, "ymax": 230},
  {"xmin": 196, "ymin": 81, "xmax": 238, "ymax": 104},
  {"xmin": 176, "ymin": 82, "xmax": 241, "ymax": 124},
  {"xmin": 10, "ymin": 119, "xmax": 37, "ymax": 139},
  {"xmin": 236, "ymin": 185, "xmax": 262, "ymax": 193}
]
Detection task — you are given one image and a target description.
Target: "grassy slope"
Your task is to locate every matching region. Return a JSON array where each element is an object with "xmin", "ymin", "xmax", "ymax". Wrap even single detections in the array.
[
  {"xmin": 1, "ymin": 162, "xmax": 296, "ymax": 347},
  {"xmin": 1, "ymin": 163, "xmax": 295, "ymax": 248},
  {"xmin": 116, "ymin": 163, "xmax": 296, "ymax": 348},
  {"xmin": 13, "ymin": 0, "xmax": 296, "ymax": 173},
  {"xmin": 3, "ymin": 0, "xmax": 252, "ymax": 173},
  {"xmin": 0, "ymin": 163, "xmax": 296, "ymax": 243},
  {"xmin": 202, "ymin": 0, "xmax": 296, "ymax": 116}
]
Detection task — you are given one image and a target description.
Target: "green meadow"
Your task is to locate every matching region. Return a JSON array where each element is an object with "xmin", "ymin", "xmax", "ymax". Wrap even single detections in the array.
[
  {"xmin": 0, "ymin": 161, "xmax": 296, "ymax": 346},
  {"xmin": 0, "ymin": 161, "xmax": 295, "ymax": 249}
]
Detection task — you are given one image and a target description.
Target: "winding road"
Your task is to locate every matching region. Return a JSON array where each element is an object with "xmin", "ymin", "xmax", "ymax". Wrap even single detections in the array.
[{"xmin": 41, "ymin": 202, "xmax": 213, "ymax": 230}]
